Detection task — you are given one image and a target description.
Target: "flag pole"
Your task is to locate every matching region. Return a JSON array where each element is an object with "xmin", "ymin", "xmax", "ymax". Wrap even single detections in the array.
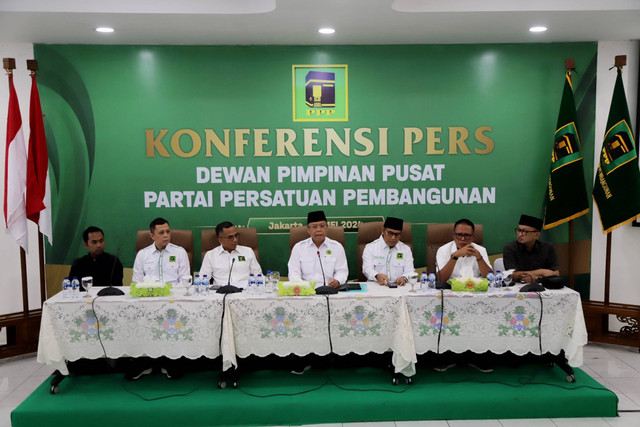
[
  {"xmin": 603, "ymin": 54, "xmax": 627, "ymax": 308},
  {"xmin": 565, "ymin": 58, "xmax": 576, "ymax": 290},
  {"xmin": 26, "ymin": 59, "xmax": 47, "ymax": 304},
  {"xmin": 3, "ymin": 57, "xmax": 30, "ymax": 316}
]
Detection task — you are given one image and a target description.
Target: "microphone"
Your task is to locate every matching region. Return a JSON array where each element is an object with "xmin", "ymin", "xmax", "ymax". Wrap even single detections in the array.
[
  {"xmin": 217, "ymin": 257, "xmax": 241, "ymax": 294},
  {"xmin": 97, "ymin": 248, "xmax": 124, "ymax": 296},
  {"xmin": 315, "ymin": 250, "xmax": 337, "ymax": 295},
  {"xmin": 431, "ymin": 246, "xmax": 451, "ymax": 290}
]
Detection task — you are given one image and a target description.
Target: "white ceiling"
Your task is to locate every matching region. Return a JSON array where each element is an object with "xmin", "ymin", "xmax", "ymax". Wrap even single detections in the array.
[{"xmin": 0, "ymin": 0, "xmax": 639, "ymax": 46}]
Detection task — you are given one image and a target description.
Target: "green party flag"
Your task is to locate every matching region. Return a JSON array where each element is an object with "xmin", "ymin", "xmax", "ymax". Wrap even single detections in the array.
[
  {"xmin": 543, "ymin": 70, "xmax": 589, "ymax": 229},
  {"xmin": 593, "ymin": 67, "xmax": 640, "ymax": 233}
]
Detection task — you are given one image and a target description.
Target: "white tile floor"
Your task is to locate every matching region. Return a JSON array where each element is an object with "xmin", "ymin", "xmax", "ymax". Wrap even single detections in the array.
[{"xmin": 1, "ymin": 342, "xmax": 640, "ymax": 426}]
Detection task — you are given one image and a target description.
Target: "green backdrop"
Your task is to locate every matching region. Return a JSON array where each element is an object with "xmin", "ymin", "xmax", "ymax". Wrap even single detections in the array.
[{"xmin": 34, "ymin": 43, "xmax": 597, "ymax": 278}]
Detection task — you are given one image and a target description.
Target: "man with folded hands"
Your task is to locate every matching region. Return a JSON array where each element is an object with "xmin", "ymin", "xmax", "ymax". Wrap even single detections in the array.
[
  {"xmin": 436, "ymin": 218, "xmax": 491, "ymax": 282},
  {"xmin": 503, "ymin": 214, "xmax": 560, "ymax": 283},
  {"xmin": 362, "ymin": 216, "xmax": 414, "ymax": 286}
]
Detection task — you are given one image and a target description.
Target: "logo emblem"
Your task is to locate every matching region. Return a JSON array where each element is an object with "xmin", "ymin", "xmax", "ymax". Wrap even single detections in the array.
[
  {"xmin": 238, "ymin": 256, "xmax": 246, "ymax": 262},
  {"xmin": 551, "ymin": 122, "xmax": 582, "ymax": 172},
  {"xmin": 396, "ymin": 253, "xmax": 404, "ymax": 260},
  {"xmin": 601, "ymin": 120, "xmax": 637, "ymax": 175},
  {"xmin": 292, "ymin": 65, "xmax": 348, "ymax": 122},
  {"xmin": 169, "ymin": 256, "xmax": 176, "ymax": 262}
]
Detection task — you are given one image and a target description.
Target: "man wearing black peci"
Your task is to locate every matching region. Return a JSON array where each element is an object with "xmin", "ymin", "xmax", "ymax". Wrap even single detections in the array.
[
  {"xmin": 503, "ymin": 214, "xmax": 560, "ymax": 283},
  {"xmin": 69, "ymin": 226, "xmax": 123, "ymax": 290}
]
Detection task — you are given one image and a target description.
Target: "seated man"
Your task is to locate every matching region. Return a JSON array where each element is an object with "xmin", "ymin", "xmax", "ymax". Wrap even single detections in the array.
[
  {"xmin": 129, "ymin": 218, "xmax": 191, "ymax": 380},
  {"xmin": 503, "ymin": 214, "xmax": 560, "ymax": 283},
  {"xmin": 362, "ymin": 217, "xmax": 414, "ymax": 286},
  {"xmin": 436, "ymin": 218, "xmax": 491, "ymax": 282},
  {"xmin": 132, "ymin": 217, "xmax": 190, "ymax": 286},
  {"xmin": 69, "ymin": 226, "xmax": 123, "ymax": 290},
  {"xmin": 199, "ymin": 221, "xmax": 262, "ymax": 288},
  {"xmin": 288, "ymin": 210, "xmax": 348, "ymax": 288}
]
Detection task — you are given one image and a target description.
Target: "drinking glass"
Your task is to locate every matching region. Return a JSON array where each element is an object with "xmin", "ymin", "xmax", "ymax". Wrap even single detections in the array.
[
  {"xmin": 81, "ymin": 276, "xmax": 93, "ymax": 297},
  {"xmin": 503, "ymin": 274, "xmax": 513, "ymax": 288},
  {"xmin": 270, "ymin": 271, "xmax": 280, "ymax": 293},
  {"xmin": 408, "ymin": 272, "xmax": 418, "ymax": 292},
  {"xmin": 180, "ymin": 275, "xmax": 193, "ymax": 296}
]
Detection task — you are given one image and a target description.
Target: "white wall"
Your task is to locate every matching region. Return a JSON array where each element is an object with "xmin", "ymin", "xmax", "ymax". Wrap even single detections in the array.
[
  {"xmin": 591, "ymin": 41, "xmax": 640, "ymax": 306},
  {"xmin": 0, "ymin": 42, "xmax": 43, "ymax": 313}
]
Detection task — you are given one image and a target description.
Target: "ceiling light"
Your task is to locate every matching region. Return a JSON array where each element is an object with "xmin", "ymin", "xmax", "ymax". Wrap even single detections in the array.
[
  {"xmin": 95, "ymin": 27, "xmax": 115, "ymax": 33},
  {"xmin": 318, "ymin": 28, "xmax": 335, "ymax": 35},
  {"xmin": 529, "ymin": 26, "xmax": 547, "ymax": 33}
]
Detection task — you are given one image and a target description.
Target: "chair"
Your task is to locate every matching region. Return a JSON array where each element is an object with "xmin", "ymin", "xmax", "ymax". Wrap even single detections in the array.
[
  {"xmin": 136, "ymin": 229, "xmax": 194, "ymax": 270},
  {"xmin": 289, "ymin": 226, "xmax": 346, "ymax": 253},
  {"xmin": 356, "ymin": 221, "xmax": 413, "ymax": 282},
  {"xmin": 201, "ymin": 227, "xmax": 260, "ymax": 263},
  {"xmin": 425, "ymin": 223, "xmax": 483, "ymax": 273},
  {"xmin": 493, "ymin": 257, "xmax": 505, "ymax": 272}
]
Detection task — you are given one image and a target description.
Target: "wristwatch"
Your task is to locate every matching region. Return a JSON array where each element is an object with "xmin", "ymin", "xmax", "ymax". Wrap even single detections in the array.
[{"xmin": 451, "ymin": 255, "xmax": 459, "ymax": 260}]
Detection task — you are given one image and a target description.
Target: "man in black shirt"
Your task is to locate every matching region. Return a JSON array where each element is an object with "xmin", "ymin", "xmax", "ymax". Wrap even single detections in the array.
[
  {"xmin": 503, "ymin": 215, "xmax": 560, "ymax": 283},
  {"xmin": 69, "ymin": 226, "xmax": 123, "ymax": 290}
]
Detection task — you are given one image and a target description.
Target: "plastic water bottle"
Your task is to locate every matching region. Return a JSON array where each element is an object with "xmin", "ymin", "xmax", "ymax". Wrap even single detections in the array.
[
  {"xmin": 71, "ymin": 277, "xmax": 80, "ymax": 298},
  {"xmin": 62, "ymin": 277, "xmax": 71, "ymax": 298},
  {"xmin": 201, "ymin": 274, "xmax": 209, "ymax": 296},
  {"xmin": 428, "ymin": 272, "xmax": 436, "ymax": 290},
  {"xmin": 420, "ymin": 272, "xmax": 428, "ymax": 291},
  {"xmin": 494, "ymin": 270, "xmax": 503, "ymax": 289},
  {"xmin": 194, "ymin": 274, "xmax": 201, "ymax": 296},
  {"xmin": 256, "ymin": 274, "xmax": 264, "ymax": 295},
  {"xmin": 248, "ymin": 274, "xmax": 256, "ymax": 296},
  {"xmin": 487, "ymin": 271, "xmax": 495, "ymax": 289}
]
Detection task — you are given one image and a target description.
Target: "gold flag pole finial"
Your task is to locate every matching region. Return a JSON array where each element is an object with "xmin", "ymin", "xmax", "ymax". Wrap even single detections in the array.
[{"xmin": 3, "ymin": 57, "xmax": 16, "ymax": 75}]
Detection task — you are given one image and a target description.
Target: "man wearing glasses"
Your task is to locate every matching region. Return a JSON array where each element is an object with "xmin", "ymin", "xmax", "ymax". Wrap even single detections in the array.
[
  {"xmin": 199, "ymin": 221, "xmax": 262, "ymax": 288},
  {"xmin": 362, "ymin": 217, "xmax": 414, "ymax": 286},
  {"xmin": 503, "ymin": 215, "xmax": 559, "ymax": 283},
  {"xmin": 436, "ymin": 218, "xmax": 491, "ymax": 282},
  {"xmin": 288, "ymin": 210, "xmax": 348, "ymax": 288}
]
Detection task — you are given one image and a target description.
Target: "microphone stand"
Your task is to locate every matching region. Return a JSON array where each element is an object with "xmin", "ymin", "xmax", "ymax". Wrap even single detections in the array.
[
  {"xmin": 431, "ymin": 246, "xmax": 451, "ymax": 290},
  {"xmin": 97, "ymin": 248, "xmax": 124, "ymax": 296},
  {"xmin": 315, "ymin": 250, "xmax": 337, "ymax": 295},
  {"xmin": 217, "ymin": 257, "xmax": 242, "ymax": 294}
]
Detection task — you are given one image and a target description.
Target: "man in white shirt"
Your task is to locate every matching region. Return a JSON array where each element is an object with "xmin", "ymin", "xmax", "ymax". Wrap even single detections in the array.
[
  {"xmin": 435, "ymin": 218, "xmax": 491, "ymax": 282},
  {"xmin": 362, "ymin": 217, "xmax": 414, "ymax": 286},
  {"xmin": 128, "ymin": 217, "xmax": 191, "ymax": 381},
  {"xmin": 288, "ymin": 210, "xmax": 348, "ymax": 288},
  {"xmin": 132, "ymin": 218, "xmax": 190, "ymax": 286},
  {"xmin": 199, "ymin": 221, "xmax": 262, "ymax": 288}
]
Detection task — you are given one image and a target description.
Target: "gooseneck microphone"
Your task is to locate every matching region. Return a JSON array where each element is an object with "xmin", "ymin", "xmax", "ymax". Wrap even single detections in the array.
[
  {"xmin": 97, "ymin": 248, "xmax": 124, "ymax": 296},
  {"xmin": 315, "ymin": 250, "xmax": 337, "ymax": 295},
  {"xmin": 217, "ymin": 257, "xmax": 241, "ymax": 294},
  {"xmin": 431, "ymin": 246, "xmax": 451, "ymax": 290}
]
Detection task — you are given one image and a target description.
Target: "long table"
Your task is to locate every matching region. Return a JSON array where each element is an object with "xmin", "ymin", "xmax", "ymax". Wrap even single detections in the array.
[{"xmin": 37, "ymin": 284, "xmax": 587, "ymax": 386}]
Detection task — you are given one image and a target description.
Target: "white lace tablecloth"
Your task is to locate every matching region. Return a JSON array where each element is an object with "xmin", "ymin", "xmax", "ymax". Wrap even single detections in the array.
[
  {"xmin": 37, "ymin": 284, "xmax": 587, "ymax": 376},
  {"xmin": 37, "ymin": 288, "xmax": 225, "ymax": 375},
  {"xmin": 406, "ymin": 286, "xmax": 587, "ymax": 366},
  {"xmin": 224, "ymin": 284, "xmax": 417, "ymax": 376}
]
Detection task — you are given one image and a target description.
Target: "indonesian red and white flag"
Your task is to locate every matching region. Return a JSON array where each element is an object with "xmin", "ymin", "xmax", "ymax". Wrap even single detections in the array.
[
  {"xmin": 4, "ymin": 73, "xmax": 28, "ymax": 251},
  {"xmin": 26, "ymin": 73, "xmax": 52, "ymax": 244}
]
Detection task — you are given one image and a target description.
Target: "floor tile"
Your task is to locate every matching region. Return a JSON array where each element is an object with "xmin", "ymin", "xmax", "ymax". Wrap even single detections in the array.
[
  {"xmin": 550, "ymin": 417, "xmax": 611, "ymax": 426},
  {"xmin": 586, "ymin": 359, "xmax": 640, "ymax": 378},
  {"xmin": 499, "ymin": 419, "xmax": 556, "ymax": 426},
  {"xmin": 447, "ymin": 421, "xmax": 502, "ymax": 426},
  {"xmin": 395, "ymin": 421, "xmax": 449, "ymax": 427},
  {"xmin": 604, "ymin": 411, "xmax": 640, "ymax": 426},
  {"xmin": 344, "ymin": 423, "xmax": 396, "ymax": 427}
]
